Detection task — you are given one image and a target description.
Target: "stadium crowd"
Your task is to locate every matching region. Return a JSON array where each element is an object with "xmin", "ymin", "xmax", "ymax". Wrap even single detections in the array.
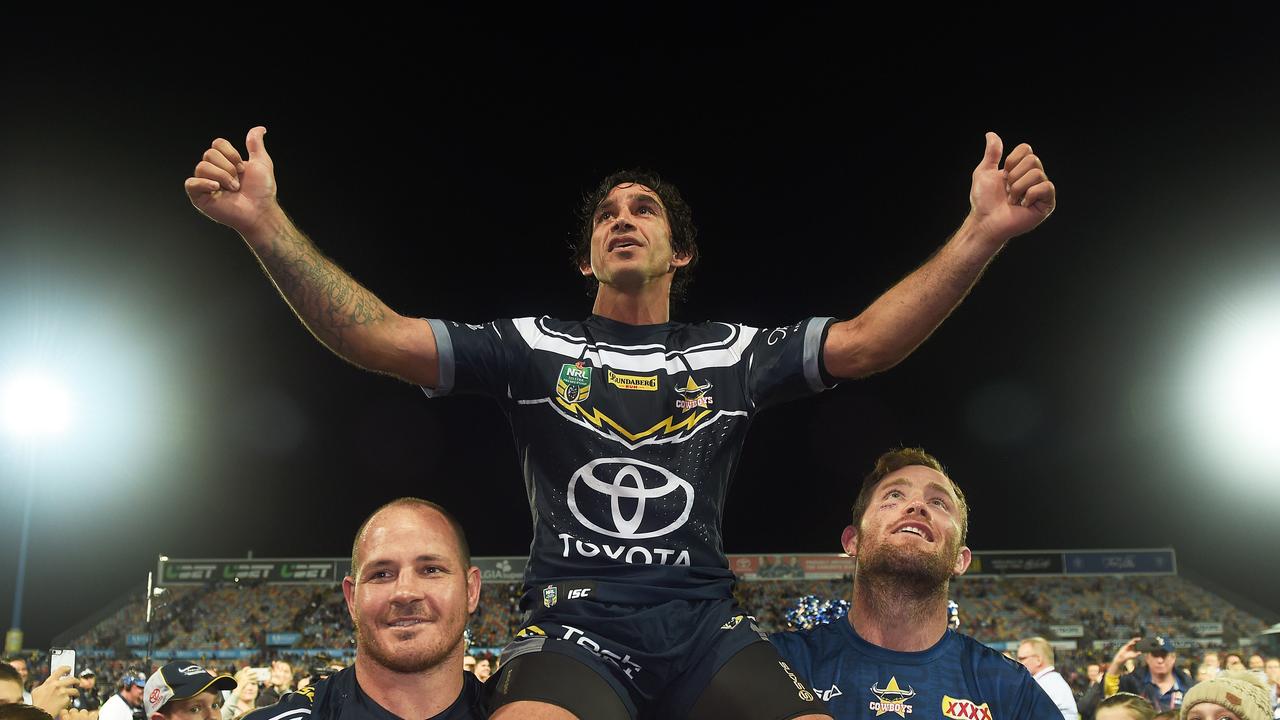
[{"xmin": 3, "ymin": 567, "xmax": 1274, "ymax": 719}]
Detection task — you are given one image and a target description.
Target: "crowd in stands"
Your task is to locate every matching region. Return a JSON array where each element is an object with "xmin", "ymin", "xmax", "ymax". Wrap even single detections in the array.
[{"xmin": 2, "ymin": 570, "xmax": 1271, "ymax": 718}]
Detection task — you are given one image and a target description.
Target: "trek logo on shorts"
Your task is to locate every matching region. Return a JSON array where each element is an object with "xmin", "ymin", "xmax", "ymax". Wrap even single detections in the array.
[
  {"xmin": 869, "ymin": 677, "xmax": 916, "ymax": 716},
  {"xmin": 942, "ymin": 696, "xmax": 993, "ymax": 720},
  {"xmin": 561, "ymin": 624, "xmax": 643, "ymax": 680},
  {"xmin": 542, "ymin": 580, "xmax": 596, "ymax": 607},
  {"xmin": 607, "ymin": 369, "xmax": 658, "ymax": 391},
  {"xmin": 556, "ymin": 362, "xmax": 592, "ymax": 403}
]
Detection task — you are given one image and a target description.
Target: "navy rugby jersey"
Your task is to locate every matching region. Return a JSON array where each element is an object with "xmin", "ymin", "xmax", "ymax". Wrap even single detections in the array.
[
  {"xmin": 238, "ymin": 667, "xmax": 484, "ymax": 720},
  {"xmin": 770, "ymin": 621, "xmax": 1061, "ymax": 720},
  {"xmin": 426, "ymin": 315, "xmax": 835, "ymax": 607}
]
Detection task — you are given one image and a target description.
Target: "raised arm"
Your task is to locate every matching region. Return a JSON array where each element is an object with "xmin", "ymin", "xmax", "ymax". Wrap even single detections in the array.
[
  {"xmin": 823, "ymin": 132, "xmax": 1056, "ymax": 379},
  {"xmin": 185, "ymin": 127, "xmax": 439, "ymax": 387}
]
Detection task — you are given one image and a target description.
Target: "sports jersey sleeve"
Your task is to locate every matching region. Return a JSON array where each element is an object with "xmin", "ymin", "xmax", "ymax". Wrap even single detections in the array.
[
  {"xmin": 768, "ymin": 629, "xmax": 815, "ymax": 684},
  {"xmin": 743, "ymin": 317, "xmax": 837, "ymax": 411},
  {"xmin": 974, "ymin": 654, "xmax": 1064, "ymax": 720},
  {"xmin": 424, "ymin": 318, "xmax": 515, "ymax": 399}
]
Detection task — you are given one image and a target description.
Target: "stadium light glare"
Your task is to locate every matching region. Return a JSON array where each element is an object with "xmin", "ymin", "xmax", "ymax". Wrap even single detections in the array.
[
  {"xmin": 1, "ymin": 369, "xmax": 72, "ymax": 441},
  {"xmin": 1183, "ymin": 282, "xmax": 1280, "ymax": 479}
]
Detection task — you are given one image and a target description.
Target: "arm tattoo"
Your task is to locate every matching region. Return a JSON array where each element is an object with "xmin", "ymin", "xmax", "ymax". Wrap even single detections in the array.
[{"xmin": 257, "ymin": 224, "xmax": 390, "ymax": 358}]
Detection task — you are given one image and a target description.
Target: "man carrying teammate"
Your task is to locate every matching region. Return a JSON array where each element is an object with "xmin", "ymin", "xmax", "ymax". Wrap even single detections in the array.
[
  {"xmin": 242, "ymin": 498, "xmax": 485, "ymax": 719},
  {"xmin": 187, "ymin": 128, "xmax": 1055, "ymax": 719},
  {"xmin": 770, "ymin": 448, "xmax": 1063, "ymax": 719}
]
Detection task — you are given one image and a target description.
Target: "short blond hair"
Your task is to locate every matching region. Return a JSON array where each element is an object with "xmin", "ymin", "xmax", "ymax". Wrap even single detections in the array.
[{"xmin": 1020, "ymin": 637, "xmax": 1054, "ymax": 667}]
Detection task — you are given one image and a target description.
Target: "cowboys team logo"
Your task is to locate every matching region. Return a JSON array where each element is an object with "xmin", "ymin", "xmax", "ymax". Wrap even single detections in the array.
[
  {"xmin": 869, "ymin": 677, "xmax": 916, "ymax": 716},
  {"xmin": 942, "ymin": 696, "xmax": 993, "ymax": 720},
  {"xmin": 543, "ymin": 585, "xmax": 558, "ymax": 608},
  {"xmin": 675, "ymin": 376, "xmax": 713, "ymax": 411},
  {"xmin": 556, "ymin": 362, "xmax": 592, "ymax": 403}
]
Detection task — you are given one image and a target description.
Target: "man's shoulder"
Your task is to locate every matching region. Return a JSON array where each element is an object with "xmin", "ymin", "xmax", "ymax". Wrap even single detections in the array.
[
  {"xmin": 239, "ymin": 684, "xmax": 318, "ymax": 720},
  {"xmin": 437, "ymin": 673, "xmax": 486, "ymax": 720},
  {"xmin": 769, "ymin": 620, "xmax": 846, "ymax": 659},
  {"xmin": 951, "ymin": 633, "xmax": 1029, "ymax": 676}
]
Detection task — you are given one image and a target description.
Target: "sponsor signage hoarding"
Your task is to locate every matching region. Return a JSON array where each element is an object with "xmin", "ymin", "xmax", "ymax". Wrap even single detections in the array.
[
  {"xmin": 1065, "ymin": 550, "xmax": 1175, "ymax": 575},
  {"xmin": 969, "ymin": 552, "xmax": 1063, "ymax": 576}
]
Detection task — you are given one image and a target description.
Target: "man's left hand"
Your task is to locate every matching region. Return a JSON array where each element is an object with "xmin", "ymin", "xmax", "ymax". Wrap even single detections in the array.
[{"xmin": 967, "ymin": 132, "xmax": 1056, "ymax": 245}]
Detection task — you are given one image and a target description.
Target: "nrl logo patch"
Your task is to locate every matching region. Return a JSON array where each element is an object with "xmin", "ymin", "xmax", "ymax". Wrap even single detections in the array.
[
  {"xmin": 607, "ymin": 369, "xmax": 658, "ymax": 391},
  {"xmin": 942, "ymin": 696, "xmax": 992, "ymax": 720},
  {"xmin": 675, "ymin": 376, "xmax": 713, "ymax": 411},
  {"xmin": 542, "ymin": 585, "xmax": 558, "ymax": 608},
  {"xmin": 556, "ymin": 362, "xmax": 592, "ymax": 403},
  {"xmin": 869, "ymin": 677, "xmax": 916, "ymax": 717}
]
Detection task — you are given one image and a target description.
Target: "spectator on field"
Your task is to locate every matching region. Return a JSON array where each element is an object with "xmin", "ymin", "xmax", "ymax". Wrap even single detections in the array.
[
  {"xmin": 1106, "ymin": 637, "xmax": 1194, "ymax": 714},
  {"xmin": 72, "ymin": 670, "xmax": 99, "ymax": 712},
  {"xmin": 255, "ymin": 662, "xmax": 291, "ymax": 707},
  {"xmin": 1019, "ymin": 636, "xmax": 1080, "ymax": 720},
  {"xmin": 1094, "ymin": 692, "xmax": 1155, "ymax": 720},
  {"xmin": 98, "ymin": 671, "xmax": 145, "ymax": 720},
  {"xmin": 1179, "ymin": 669, "xmax": 1270, "ymax": 720}
]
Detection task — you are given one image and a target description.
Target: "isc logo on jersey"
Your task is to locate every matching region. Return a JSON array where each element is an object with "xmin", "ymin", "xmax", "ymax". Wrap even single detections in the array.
[{"xmin": 942, "ymin": 696, "xmax": 993, "ymax": 720}]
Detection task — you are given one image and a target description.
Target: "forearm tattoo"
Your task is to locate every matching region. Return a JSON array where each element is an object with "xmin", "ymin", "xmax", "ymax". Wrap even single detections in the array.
[{"xmin": 259, "ymin": 225, "xmax": 388, "ymax": 356}]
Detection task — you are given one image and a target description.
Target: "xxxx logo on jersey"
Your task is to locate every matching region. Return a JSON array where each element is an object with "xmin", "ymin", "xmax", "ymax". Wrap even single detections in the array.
[{"xmin": 942, "ymin": 696, "xmax": 992, "ymax": 720}]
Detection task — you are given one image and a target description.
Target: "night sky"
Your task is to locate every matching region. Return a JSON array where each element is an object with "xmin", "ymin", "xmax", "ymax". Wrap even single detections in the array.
[{"xmin": 3, "ymin": 12, "xmax": 1279, "ymax": 648}]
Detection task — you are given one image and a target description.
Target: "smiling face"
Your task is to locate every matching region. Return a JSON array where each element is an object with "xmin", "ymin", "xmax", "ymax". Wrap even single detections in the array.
[
  {"xmin": 581, "ymin": 183, "xmax": 690, "ymax": 294},
  {"xmin": 343, "ymin": 503, "xmax": 481, "ymax": 674},
  {"xmin": 843, "ymin": 465, "xmax": 971, "ymax": 590}
]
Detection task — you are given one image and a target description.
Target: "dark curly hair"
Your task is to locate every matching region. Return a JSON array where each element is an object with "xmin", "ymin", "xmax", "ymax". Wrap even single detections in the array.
[{"xmin": 573, "ymin": 169, "xmax": 700, "ymax": 302}]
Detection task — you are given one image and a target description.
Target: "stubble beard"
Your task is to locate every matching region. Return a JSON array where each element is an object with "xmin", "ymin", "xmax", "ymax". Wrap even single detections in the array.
[
  {"xmin": 354, "ymin": 606, "xmax": 464, "ymax": 674},
  {"xmin": 856, "ymin": 534, "xmax": 958, "ymax": 600}
]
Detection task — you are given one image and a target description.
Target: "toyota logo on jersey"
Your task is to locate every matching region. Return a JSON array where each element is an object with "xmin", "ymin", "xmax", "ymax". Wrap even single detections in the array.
[{"xmin": 567, "ymin": 458, "xmax": 694, "ymax": 540}]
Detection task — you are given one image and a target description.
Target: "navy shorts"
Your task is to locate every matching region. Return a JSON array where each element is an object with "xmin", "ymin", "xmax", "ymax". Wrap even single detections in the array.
[{"xmin": 491, "ymin": 596, "xmax": 783, "ymax": 718}]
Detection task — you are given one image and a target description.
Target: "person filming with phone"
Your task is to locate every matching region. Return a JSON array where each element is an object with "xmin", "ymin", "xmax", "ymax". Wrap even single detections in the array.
[{"xmin": 1105, "ymin": 636, "xmax": 1195, "ymax": 713}]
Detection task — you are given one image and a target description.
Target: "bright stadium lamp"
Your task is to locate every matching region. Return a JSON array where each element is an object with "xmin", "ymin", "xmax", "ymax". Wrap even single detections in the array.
[
  {"xmin": 3, "ymin": 367, "xmax": 74, "ymax": 653},
  {"xmin": 1, "ymin": 369, "xmax": 73, "ymax": 441},
  {"xmin": 1183, "ymin": 282, "xmax": 1280, "ymax": 479}
]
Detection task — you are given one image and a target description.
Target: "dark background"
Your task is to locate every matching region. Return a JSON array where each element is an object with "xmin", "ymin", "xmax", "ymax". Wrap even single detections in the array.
[{"xmin": 3, "ymin": 10, "xmax": 1278, "ymax": 648}]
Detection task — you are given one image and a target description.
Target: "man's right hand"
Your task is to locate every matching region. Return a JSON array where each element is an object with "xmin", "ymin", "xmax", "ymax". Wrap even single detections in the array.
[
  {"xmin": 32, "ymin": 667, "xmax": 79, "ymax": 716},
  {"xmin": 1108, "ymin": 636, "xmax": 1142, "ymax": 675},
  {"xmin": 185, "ymin": 126, "xmax": 279, "ymax": 235}
]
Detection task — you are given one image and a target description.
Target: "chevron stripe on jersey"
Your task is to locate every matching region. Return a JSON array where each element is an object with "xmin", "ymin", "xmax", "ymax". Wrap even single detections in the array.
[{"xmin": 425, "ymin": 314, "xmax": 836, "ymax": 607}]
